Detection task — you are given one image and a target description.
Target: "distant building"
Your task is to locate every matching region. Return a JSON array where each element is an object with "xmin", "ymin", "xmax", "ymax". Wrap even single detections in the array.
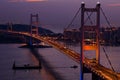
[
  {"xmin": 63, "ymin": 27, "xmax": 120, "ymax": 45},
  {"xmin": 63, "ymin": 29, "xmax": 80, "ymax": 42}
]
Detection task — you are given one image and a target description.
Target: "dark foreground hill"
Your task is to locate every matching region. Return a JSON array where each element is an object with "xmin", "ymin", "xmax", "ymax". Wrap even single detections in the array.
[{"xmin": 0, "ymin": 24, "xmax": 55, "ymax": 43}]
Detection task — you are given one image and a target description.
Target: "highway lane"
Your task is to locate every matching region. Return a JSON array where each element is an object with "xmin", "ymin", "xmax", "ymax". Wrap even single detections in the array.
[
  {"xmin": 24, "ymin": 33, "xmax": 120, "ymax": 80},
  {"xmin": 0, "ymin": 30, "xmax": 120, "ymax": 80}
]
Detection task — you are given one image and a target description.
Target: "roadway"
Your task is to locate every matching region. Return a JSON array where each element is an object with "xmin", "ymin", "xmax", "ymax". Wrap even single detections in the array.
[{"xmin": 0, "ymin": 30, "xmax": 120, "ymax": 80}]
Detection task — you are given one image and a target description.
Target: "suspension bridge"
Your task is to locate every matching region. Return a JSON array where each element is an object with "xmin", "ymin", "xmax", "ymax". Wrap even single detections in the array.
[{"xmin": 0, "ymin": 2, "xmax": 120, "ymax": 80}]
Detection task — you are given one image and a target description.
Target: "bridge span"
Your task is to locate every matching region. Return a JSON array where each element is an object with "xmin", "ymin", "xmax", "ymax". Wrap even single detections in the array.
[{"xmin": 0, "ymin": 30, "xmax": 120, "ymax": 80}]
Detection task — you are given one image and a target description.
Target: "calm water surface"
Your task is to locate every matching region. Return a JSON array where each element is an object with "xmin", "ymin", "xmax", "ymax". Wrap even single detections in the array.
[{"xmin": 0, "ymin": 44, "xmax": 120, "ymax": 80}]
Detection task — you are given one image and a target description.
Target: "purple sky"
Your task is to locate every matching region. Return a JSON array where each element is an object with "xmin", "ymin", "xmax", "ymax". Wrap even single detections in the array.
[{"xmin": 0, "ymin": 0, "xmax": 120, "ymax": 32}]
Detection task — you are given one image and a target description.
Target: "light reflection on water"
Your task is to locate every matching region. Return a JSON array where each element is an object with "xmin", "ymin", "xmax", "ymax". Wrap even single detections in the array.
[
  {"xmin": 0, "ymin": 44, "xmax": 120, "ymax": 80},
  {"xmin": 0, "ymin": 44, "xmax": 56, "ymax": 80}
]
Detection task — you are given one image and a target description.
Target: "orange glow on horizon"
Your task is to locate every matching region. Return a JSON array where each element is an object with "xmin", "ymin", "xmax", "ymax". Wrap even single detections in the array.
[
  {"xmin": 108, "ymin": 3, "xmax": 120, "ymax": 7},
  {"xmin": 9, "ymin": 0, "xmax": 47, "ymax": 2}
]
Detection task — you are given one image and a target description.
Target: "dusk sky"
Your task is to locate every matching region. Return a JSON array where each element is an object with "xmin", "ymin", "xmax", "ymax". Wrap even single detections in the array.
[{"xmin": 0, "ymin": 0, "xmax": 120, "ymax": 32}]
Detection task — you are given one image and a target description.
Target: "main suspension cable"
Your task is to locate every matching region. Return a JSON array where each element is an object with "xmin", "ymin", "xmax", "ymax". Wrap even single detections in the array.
[
  {"xmin": 65, "ymin": 7, "xmax": 81, "ymax": 29},
  {"xmin": 100, "ymin": 7, "xmax": 113, "ymax": 28},
  {"xmin": 102, "ymin": 47, "xmax": 118, "ymax": 80},
  {"xmin": 101, "ymin": 7, "xmax": 118, "ymax": 80},
  {"xmin": 102, "ymin": 47, "xmax": 115, "ymax": 72},
  {"xmin": 101, "ymin": 7, "xmax": 115, "ymax": 71}
]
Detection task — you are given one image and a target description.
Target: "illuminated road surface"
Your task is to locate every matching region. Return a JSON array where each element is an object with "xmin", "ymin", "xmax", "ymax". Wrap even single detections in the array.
[{"xmin": 1, "ymin": 30, "xmax": 120, "ymax": 80}]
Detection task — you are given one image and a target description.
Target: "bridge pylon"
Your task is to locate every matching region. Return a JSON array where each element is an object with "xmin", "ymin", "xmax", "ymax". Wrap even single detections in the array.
[
  {"xmin": 30, "ymin": 14, "xmax": 39, "ymax": 35},
  {"xmin": 7, "ymin": 22, "xmax": 12, "ymax": 31},
  {"xmin": 80, "ymin": 2, "xmax": 100, "ymax": 80},
  {"xmin": 30, "ymin": 14, "xmax": 39, "ymax": 45}
]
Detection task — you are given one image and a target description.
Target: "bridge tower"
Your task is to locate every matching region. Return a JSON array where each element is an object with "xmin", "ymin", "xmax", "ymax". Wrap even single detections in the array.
[
  {"xmin": 80, "ymin": 2, "xmax": 100, "ymax": 80},
  {"xmin": 7, "ymin": 22, "xmax": 12, "ymax": 31},
  {"xmin": 30, "ymin": 14, "xmax": 39, "ymax": 35},
  {"xmin": 30, "ymin": 14, "xmax": 39, "ymax": 45}
]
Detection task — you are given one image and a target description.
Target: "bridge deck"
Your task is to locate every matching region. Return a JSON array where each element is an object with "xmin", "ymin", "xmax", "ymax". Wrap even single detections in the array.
[{"xmin": 1, "ymin": 30, "xmax": 120, "ymax": 80}]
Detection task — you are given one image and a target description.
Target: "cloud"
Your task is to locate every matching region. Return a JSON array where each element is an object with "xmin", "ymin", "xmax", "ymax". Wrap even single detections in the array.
[
  {"xmin": 108, "ymin": 3, "xmax": 120, "ymax": 7},
  {"xmin": 9, "ymin": 0, "xmax": 47, "ymax": 3}
]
